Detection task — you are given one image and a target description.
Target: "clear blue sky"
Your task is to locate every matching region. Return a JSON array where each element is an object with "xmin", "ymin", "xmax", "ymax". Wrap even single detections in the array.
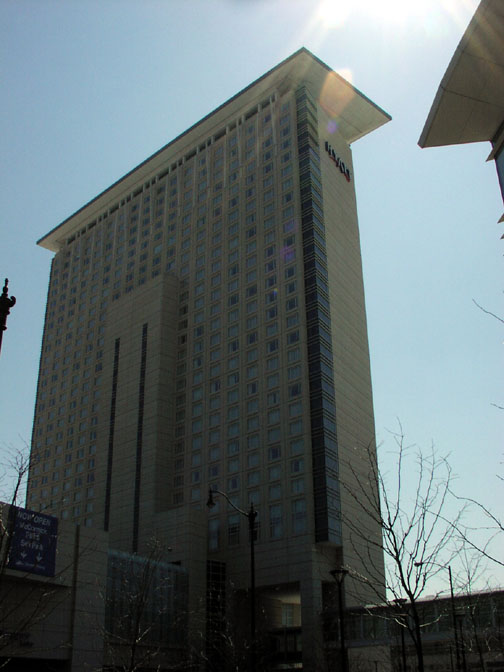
[{"xmin": 1, "ymin": 0, "xmax": 502, "ymax": 589}]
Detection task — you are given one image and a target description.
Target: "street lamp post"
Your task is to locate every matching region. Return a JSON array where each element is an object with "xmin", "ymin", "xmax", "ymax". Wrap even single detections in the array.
[
  {"xmin": 207, "ymin": 488, "xmax": 258, "ymax": 672},
  {"xmin": 0, "ymin": 278, "xmax": 16, "ymax": 357},
  {"xmin": 330, "ymin": 568, "xmax": 349, "ymax": 672}
]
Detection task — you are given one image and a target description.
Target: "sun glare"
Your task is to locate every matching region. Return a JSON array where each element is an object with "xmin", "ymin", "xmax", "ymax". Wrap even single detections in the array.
[
  {"xmin": 315, "ymin": 0, "xmax": 477, "ymax": 30},
  {"xmin": 315, "ymin": 0, "xmax": 351, "ymax": 29},
  {"xmin": 316, "ymin": 0, "xmax": 427, "ymax": 27}
]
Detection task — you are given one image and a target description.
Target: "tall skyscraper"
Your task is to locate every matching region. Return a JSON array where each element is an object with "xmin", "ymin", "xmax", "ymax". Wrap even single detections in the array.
[{"xmin": 28, "ymin": 49, "xmax": 390, "ymax": 669}]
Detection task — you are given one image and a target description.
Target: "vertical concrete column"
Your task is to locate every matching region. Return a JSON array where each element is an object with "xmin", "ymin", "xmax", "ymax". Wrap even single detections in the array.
[
  {"xmin": 68, "ymin": 526, "xmax": 108, "ymax": 672},
  {"xmin": 300, "ymin": 575, "xmax": 327, "ymax": 672},
  {"xmin": 154, "ymin": 507, "xmax": 208, "ymax": 670}
]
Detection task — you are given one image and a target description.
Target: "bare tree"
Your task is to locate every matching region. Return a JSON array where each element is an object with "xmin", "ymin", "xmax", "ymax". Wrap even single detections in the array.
[
  {"xmin": 0, "ymin": 445, "xmax": 30, "ymax": 577},
  {"xmin": 446, "ymin": 300, "xmax": 504, "ymax": 567},
  {"xmin": 0, "ymin": 446, "xmax": 68, "ymax": 665},
  {"xmin": 339, "ymin": 424, "xmax": 464, "ymax": 672},
  {"xmin": 449, "ymin": 490, "xmax": 504, "ymax": 570},
  {"xmin": 102, "ymin": 540, "xmax": 189, "ymax": 672}
]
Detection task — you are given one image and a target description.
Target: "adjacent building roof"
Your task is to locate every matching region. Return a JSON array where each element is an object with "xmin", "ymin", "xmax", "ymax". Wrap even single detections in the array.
[{"xmin": 419, "ymin": 0, "xmax": 504, "ymax": 148}]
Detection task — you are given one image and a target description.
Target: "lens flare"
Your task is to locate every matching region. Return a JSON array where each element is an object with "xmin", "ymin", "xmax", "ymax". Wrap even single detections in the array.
[{"xmin": 327, "ymin": 119, "xmax": 338, "ymax": 135}]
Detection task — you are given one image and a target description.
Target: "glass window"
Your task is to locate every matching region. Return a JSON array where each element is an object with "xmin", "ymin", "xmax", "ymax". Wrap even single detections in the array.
[
  {"xmin": 247, "ymin": 365, "xmax": 258, "ymax": 380},
  {"xmin": 290, "ymin": 458, "xmax": 304, "ymax": 474},
  {"xmin": 267, "ymin": 339, "xmax": 278, "ymax": 353},
  {"xmin": 288, "ymin": 366, "xmax": 301, "ymax": 380},
  {"xmin": 268, "ymin": 445, "xmax": 281, "ymax": 460},
  {"xmin": 209, "ymin": 429, "xmax": 220, "ymax": 444},
  {"xmin": 268, "ymin": 427, "xmax": 280, "ymax": 443},
  {"xmin": 209, "ymin": 413, "xmax": 220, "ymax": 427},
  {"xmin": 292, "ymin": 499, "xmax": 307, "ymax": 533},
  {"xmin": 291, "ymin": 478, "xmax": 305, "ymax": 494},
  {"xmin": 267, "ymin": 374, "xmax": 279, "ymax": 389},
  {"xmin": 289, "ymin": 420, "xmax": 303, "ymax": 435},
  {"xmin": 268, "ymin": 409, "xmax": 280, "ymax": 424},
  {"xmin": 269, "ymin": 504, "xmax": 282, "ymax": 539},
  {"xmin": 291, "ymin": 438, "xmax": 304, "ymax": 455},
  {"xmin": 247, "ymin": 416, "xmax": 260, "ymax": 431},
  {"xmin": 247, "ymin": 382, "xmax": 258, "ymax": 395},
  {"xmin": 247, "ymin": 471, "xmax": 260, "ymax": 486},
  {"xmin": 269, "ymin": 465, "xmax": 281, "ymax": 481},
  {"xmin": 267, "ymin": 357, "xmax": 278, "ymax": 371},
  {"xmin": 248, "ymin": 452, "xmax": 259, "ymax": 468},
  {"xmin": 209, "ymin": 396, "xmax": 220, "ymax": 410},
  {"xmin": 228, "ymin": 422, "xmax": 239, "ymax": 437},
  {"xmin": 227, "ymin": 388, "xmax": 239, "ymax": 403},
  {"xmin": 228, "ymin": 356, "xmax": 239, "ymax": 370},
  {"xmin": 208, "ymin": 518, "xmax": 220, "ymax": 551},
  {"xmin": 227, "ymin": 406, "xmax": 239, "ymax": 421},
  {"xmin": 289, "ymin": 402, "xmax": 302, "ymax": 417},
  {"xmin": 269, "ymin": 484, "xmax": 281, "ymax": 500},
  {"xmin": 228, "ymin": 458, "xmax": 239, "ymax": 473},
  {"xmin": 228, "ymin": 513, "xmax": 240, "ymax": 545},
  {"xmin": 228, "ymin": 440, "xmax": 239, "ymax": 455}
]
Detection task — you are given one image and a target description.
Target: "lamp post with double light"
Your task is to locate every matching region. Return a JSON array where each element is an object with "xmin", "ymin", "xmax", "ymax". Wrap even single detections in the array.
[
  {"xmin": 414, "ymin": 561, "xmax": 461, "ymax": 671},
  {"xmin": 394, "ymin": 598, "xmax": 408, "ymax": 672},
  {"xmin": 207, "ymin": 488, "xmax": 258, "ymax": 672},
  {"xmin": 330, "ymin": 567, "xmax": 349, "ymax": 672},
  {"xmin": 455, "ymin": 609, "xmax": 468, "ymax": 672}
]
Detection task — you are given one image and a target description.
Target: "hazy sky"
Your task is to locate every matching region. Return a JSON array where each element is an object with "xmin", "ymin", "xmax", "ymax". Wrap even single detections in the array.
[{"xmin": 1, "ymin": 0, "xmax": 502, "ymax": 589}]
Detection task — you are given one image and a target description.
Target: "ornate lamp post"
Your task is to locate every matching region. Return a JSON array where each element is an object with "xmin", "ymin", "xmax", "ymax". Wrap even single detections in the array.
[
  {"xmin": 0, "ymin": 278, "xmax": 16, "ymax": 357},
  {"xmin": 330, "ymin": 567, "xmax": 349, "ymax": 672},
  {"xmin": 207, "ymin": 488, "xmax": 258, "ymax": 672}
]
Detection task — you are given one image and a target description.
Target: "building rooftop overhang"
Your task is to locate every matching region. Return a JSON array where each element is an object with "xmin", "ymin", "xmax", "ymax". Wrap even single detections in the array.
[
  {"xmin": 419, "ymin": 0, "xmax": 504, "ymax": 149},
  {"xmin": 37, "ymin": 47, "xmax": 390, "ymax": 252}
]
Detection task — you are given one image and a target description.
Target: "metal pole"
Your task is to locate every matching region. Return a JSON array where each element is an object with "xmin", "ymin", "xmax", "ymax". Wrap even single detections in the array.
[
  {"xmin": 400, "ymin": 621, "xmax": 407, "ymax": 672},
  {"xmin": 330, "ymin": 569, "xmax": 349, "ymax": 672},
  {"xmin": 449, "ymin": 566, "xmax": 461, "ymax": 672},
  {"xmin": 458, "ymin": 616, "xmax": 467, "ymax": 672},
  {"xmin": 249, "ymin": 503, "xmax": 257, "ymax": 672}
]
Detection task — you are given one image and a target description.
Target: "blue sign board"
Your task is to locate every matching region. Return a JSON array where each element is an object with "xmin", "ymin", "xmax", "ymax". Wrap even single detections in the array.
[{"xmin": 6, "ymin": 506, "xmax": 58, "ymax": 577}]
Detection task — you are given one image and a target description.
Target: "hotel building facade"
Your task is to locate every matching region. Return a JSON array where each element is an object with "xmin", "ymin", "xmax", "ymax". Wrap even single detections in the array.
[{"xmin": 27, "ymin": 49, "xmax": 390, "ymax": 670}]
